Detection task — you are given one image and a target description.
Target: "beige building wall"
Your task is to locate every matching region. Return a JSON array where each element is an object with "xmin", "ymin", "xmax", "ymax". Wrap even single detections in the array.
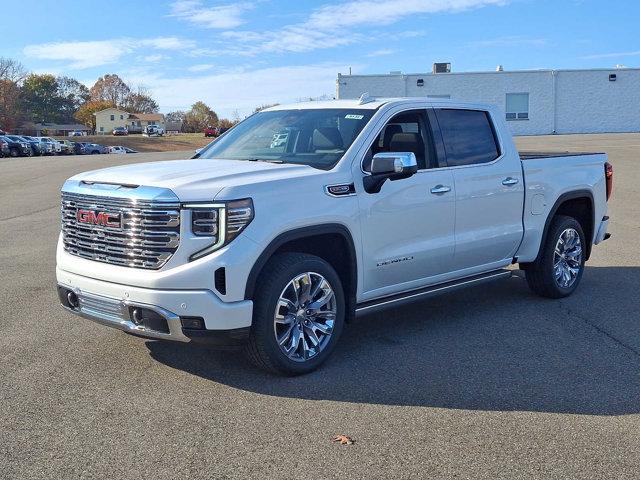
[{"xmin": 94, "ymin": 108, "xmax": 130, "ymax": 134}]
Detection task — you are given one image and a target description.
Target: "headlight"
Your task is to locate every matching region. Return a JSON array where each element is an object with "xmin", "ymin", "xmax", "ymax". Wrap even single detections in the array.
[{"xmin": 186, "ymin": 198, "xmax": 254, "ymax": 260}]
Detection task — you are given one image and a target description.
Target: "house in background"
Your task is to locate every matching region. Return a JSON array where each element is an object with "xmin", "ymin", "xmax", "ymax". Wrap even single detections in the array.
[{"xmin": 94, "ymin": 108, "xmax": 165, "ymax": 134}]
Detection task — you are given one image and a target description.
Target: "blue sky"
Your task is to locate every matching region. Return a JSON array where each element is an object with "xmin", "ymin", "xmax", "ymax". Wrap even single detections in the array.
[{"xmin": 1, "ymin": 0, "xmax": 638, "ymax": 117}]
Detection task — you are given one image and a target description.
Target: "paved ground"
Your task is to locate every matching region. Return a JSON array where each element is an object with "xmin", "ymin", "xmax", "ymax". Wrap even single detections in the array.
[{"xmin": 1, "ymin": 136, "xmax": 639, "ymax": 479}]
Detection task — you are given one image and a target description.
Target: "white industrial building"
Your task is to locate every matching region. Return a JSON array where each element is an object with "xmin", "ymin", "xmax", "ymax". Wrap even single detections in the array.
[{"xmin": 336, "ymin": 66, "xmax": 640, "ymax": 135}]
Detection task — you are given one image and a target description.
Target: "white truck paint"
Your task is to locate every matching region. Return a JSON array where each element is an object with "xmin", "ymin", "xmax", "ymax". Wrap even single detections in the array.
[{"xmin": 56, "ymin": 98, "xmax": 612, "ymax": 374}]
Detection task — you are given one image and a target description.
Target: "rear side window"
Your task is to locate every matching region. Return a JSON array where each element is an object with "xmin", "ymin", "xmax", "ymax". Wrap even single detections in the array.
[{"xmin": 435, "ymin": 109, "xmax": 500, "ymax": 166}]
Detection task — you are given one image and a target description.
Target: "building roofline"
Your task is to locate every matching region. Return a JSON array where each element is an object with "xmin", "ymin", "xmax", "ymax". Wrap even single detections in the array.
[
  {"xmin": 92, "ymin": 107, "xmax": 129, "ymax": 116},
  {"xmin": 338, "ymin": 67, "xmax": 640, "ymax": 78}
]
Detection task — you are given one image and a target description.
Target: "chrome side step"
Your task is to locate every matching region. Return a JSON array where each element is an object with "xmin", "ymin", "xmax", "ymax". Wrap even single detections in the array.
[{"xmin": 355, "ymin": 269, "xmax": 512, "ymax": 316}]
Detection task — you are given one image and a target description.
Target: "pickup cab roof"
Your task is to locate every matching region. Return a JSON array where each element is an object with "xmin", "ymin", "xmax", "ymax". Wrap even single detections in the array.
[{"xmin": 265, "ymin": 97, "xmax": 495, "ymax": 112}]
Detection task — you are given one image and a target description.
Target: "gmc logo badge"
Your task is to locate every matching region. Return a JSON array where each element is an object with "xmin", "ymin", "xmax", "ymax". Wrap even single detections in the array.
[{"xmin": 76, "ymin": 209, "xmax": 122, "ymax": 229}]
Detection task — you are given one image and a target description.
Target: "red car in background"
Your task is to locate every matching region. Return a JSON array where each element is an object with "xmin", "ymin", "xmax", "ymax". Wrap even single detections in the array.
[{"xmin": 204, "ymin": 126, "xmax": 219, "ymax": 137}]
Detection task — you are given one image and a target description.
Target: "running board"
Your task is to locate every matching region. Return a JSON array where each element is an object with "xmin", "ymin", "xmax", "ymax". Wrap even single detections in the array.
[{"xmin": 355, "ymin": 269, "xmax": 512, "ymax": 316}]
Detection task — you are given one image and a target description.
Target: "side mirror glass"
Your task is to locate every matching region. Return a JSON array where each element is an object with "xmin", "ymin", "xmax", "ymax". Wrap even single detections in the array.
[{"xmin": 364, "ymin": 152, "xmax": 418, "ymax": 193}]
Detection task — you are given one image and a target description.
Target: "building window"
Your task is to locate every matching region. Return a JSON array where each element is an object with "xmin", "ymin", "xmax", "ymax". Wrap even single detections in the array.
[
  {"xmin": 99, "ymin": 127, "xmax": 104, "ymax": 132},
  {"xmin": 120, "ymin": 115, "xmax": 123, "ymax": 120},
  {"xmin": 506, "ymin": 93, "xmax": 529, "ymax": 120},
  {"xmin": 110, "ymin": 114, "xmax": 115, "ymax": 121}
]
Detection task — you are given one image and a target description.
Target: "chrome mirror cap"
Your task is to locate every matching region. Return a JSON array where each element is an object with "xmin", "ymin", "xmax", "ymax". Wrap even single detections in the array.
[{"xmin": 370, "ymin": 152, "xmax": 418, "ymax": 175}]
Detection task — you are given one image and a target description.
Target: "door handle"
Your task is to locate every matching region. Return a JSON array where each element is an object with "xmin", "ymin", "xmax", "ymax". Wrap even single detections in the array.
[
  {"xmin": 502, "ymin": 177, "xmax": 519, "ymax": 186},
  {"xmin": 430, "ymin": 185, "xmax": 451, "ymax": 194}
]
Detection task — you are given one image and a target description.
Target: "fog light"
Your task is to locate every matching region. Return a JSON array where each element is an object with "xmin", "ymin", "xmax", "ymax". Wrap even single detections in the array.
[
  {"xmin": 131, "ymin": 308, "xmax": 144, "ymax": 325},
  {"xmin": 67, "ymin": 291, "xmax": 79, "ymax": 309},
  {"xmin": 181, "ymin": 317, "xmax": 205, "ymax": 330}
]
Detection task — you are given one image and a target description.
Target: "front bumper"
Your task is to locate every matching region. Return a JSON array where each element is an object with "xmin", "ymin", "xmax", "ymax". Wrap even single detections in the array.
[{"xmin": 57, "ymin": 268, "xmax": 253, "ymax": 344}]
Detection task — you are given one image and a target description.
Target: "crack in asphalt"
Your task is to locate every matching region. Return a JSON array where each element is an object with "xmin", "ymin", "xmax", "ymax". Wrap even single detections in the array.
[
  {"xmin": 564, "ymin": 304, "xmax": 640, "ymax": 359},
  {"xmin": 0, "ymin": 205, "xmax": 58, "ymax": 223}
]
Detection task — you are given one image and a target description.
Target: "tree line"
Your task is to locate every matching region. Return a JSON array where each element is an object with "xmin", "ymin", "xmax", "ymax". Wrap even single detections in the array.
[{"xmin": 0, "ymin": 57, "xmax": 235, "ymax": 133}]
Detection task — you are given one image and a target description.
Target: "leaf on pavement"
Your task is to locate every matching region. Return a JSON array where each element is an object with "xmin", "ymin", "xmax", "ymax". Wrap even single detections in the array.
[{"xmin": 332, "ymin": 434, "xmax": 355, "ymax": 445}]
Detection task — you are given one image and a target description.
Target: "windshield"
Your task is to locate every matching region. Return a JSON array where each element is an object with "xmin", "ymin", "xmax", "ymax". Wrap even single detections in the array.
[{"xmin": 197, "ymin": 108, "xmax": 375, "ymax": 169}]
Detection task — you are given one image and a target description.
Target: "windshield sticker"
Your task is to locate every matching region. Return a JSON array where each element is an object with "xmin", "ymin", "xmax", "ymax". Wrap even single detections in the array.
[{"xmin": 345, "ymin": 114, "xmax": 364, "ymax": 120}]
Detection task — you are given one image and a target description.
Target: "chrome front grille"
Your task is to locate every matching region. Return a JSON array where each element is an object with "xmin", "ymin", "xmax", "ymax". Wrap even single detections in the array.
[{"xmin": 61, "ymin": 191, "xmax": 181, "ymax": 269}]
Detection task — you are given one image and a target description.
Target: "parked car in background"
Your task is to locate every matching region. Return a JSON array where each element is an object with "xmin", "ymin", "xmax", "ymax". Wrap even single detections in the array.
[
  {"xmin": 71, "ymin": 142, "xmax": 86, "ymax": 155},
  {"xmin": 112, "ymin": 127, "xmax": 129, "ymax": 136},
  {"xmin": 108, "ymin": 146, "xmax": 127, "ymax": 154},
  {"xmin": 0, "ymin": 137, "xmax": 10, "ymax": 157},
  {"xmin": 204, "ymin": 126, "xmax": 219, "ymax": 137},
  {"xmin": 68, "ymin": 131, "xmax": 85, "ymax": 137},
  {"xmin": 143, "ymin": 125, "xmax": 164, "ymax": 136},
  {"xmin": 17, "ymin": 136, "xmax": 43, "ymax": 156},
  {"xmin": 36, "ymin": 137, "xmax": 61, "ymax": 154},
  {"xmin": 35, "ymin": 137, "xmax": 55, "ymax": 155},
  {"xmin": 6, "ymin": 135, "xmax": 40, "ymax": 156},
  {"xmin": 57, "ymin": 140, "xmax": 76, "ymax": 155},
  {"xmin": 123, "ymin": 147, "xmax": 138, "ymax": 154},
  {"xmin": 0, "ymin": 135, "xmax": 31, "ymax": 157},
  {"xmin": 84, "ymin": 143, "xmax": 109, "ymax": 154}
]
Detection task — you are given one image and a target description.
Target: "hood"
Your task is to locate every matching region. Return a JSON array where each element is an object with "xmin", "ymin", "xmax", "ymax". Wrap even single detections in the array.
[{"xmin": 70, "ymin": 158, "xmax": 322, "ymax": 201}]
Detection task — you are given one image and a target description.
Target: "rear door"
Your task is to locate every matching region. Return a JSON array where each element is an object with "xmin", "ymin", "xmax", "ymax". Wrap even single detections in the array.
[{"xmin": 434, "ymin": 108, "xmax": 524, "ymax": 270}]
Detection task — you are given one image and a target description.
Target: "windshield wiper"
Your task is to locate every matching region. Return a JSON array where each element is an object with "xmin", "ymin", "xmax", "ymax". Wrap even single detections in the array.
[{"xmin": 245, "ymin": 158, "xmax": 284, "ymax": 163}]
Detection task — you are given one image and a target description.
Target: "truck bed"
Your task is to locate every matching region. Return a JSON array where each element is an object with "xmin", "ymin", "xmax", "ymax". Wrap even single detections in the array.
[{"xmin": 519, "ymin": 151, "xmax": 605, "ymax": 160}]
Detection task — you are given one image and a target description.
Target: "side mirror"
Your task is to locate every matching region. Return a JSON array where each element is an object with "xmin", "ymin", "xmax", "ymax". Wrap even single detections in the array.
[{"xmin": 364, "ymin": 152, "xmax": 418, "ymax": 193}]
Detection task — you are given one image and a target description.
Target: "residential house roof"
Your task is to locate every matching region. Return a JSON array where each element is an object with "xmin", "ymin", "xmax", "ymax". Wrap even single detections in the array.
[{"xmin": 129, "ymin": 113, "xmax": 164, "ymax": 121}]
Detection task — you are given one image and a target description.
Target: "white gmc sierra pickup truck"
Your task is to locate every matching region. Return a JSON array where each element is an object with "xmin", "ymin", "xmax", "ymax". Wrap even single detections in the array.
[{"xmin": 56, "ymin": 97, "xmax": 613, "ymax": 374}]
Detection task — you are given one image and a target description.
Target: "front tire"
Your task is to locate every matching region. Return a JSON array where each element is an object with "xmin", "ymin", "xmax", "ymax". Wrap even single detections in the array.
[
  {"xmin": 245, "ymin": 253, "xmax": 345, "ymax": 375},
  {"xmin": 524, "ymin": 215, "xmax": 586, "ymax": 298}
]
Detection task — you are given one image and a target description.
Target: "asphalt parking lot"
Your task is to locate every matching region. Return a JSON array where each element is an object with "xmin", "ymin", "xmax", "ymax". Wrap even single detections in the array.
[{"xmin": 1, "ymin": 135, "xmax": 639, "ymax": 479}]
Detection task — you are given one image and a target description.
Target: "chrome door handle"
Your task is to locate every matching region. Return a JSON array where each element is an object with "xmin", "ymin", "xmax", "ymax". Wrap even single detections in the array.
[
  {"xmin": 502, "ymin": 177, "xmax": 519, "ymax": 186},
  {"xmin": 430, "ymin": 185, "xmax": 451, "ymax": 194}
]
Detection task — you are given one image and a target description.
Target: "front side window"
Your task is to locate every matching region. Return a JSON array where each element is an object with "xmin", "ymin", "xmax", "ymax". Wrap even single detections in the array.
[
  {"xmin": 505, "ymin": 93, "xmax": 529, "ymax": 120},
  {"xmin": 197, "ymin": 108, "xmax": 375, "ymax": 169},
  {"xmin": 363, "ymin": 109, "xmax": 436, "ymax": 171},
  {"xmin": 435, "ymin": 109, "xmax": 500, "ymax": 167}
]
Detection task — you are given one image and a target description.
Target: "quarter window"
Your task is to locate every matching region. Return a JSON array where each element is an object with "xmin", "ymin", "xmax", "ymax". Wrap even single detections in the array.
[
  {"xmin": 505, "ymin": 93, "xmax": 529, "ymax": 120},
  {"xmin": 435, "ymin": 109, "xmax": 500, "ymax": 167}
]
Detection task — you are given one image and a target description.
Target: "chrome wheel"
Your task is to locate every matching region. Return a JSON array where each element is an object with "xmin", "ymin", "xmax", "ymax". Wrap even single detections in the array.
[
  {"xmin": 553, "ymin": 228, "xmax": 582, "ymax": 288},
  {"xmin": 273, "ymin": 272, "xmax": 337, "ymax": 362}
]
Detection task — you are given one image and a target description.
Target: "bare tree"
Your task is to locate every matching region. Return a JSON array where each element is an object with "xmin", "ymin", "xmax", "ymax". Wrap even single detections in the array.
[{"xmin": 0, "ymin": 57, "xmax": 27, "ymax": 83}]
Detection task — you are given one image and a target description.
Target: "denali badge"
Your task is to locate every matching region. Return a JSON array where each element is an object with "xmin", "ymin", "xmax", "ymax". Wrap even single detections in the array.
[
  {"xmin": 377, "ymin": 256, "xmax": 414, "ymax": 267},
  {"xmin": 76, "ymin": 209, "xmax": 122, "ymax": 229}
]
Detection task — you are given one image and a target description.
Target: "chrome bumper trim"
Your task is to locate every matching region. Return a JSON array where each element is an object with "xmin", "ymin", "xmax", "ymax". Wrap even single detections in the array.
[{"xmin": 60, "ymin": 287, "xmax": 190, "ymax": 342}]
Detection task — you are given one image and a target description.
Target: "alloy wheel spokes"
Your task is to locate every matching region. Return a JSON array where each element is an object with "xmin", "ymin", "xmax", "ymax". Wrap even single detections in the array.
[
  {"xmin": 273, "ymin": 272, "xmax": 337, "ymax": 362},
  {"xmin": 553, "ymin": 228, "xmax": 583, "ymax": 288}
]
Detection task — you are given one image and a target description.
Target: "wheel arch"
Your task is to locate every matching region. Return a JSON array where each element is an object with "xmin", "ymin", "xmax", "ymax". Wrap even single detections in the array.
[
  {"xmin": 244, "ymin": 224, "xmax": 358, "ymax": 320},
  {"xmin": 535, "ymin": 189, "xmax": 595, "ymax": 263}
]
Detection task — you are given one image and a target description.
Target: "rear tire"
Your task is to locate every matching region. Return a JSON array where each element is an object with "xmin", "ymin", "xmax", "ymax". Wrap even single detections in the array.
[
  {"xmin": 524, "ymin": 215, "xmax": 586, "ymax": 298},
  {"xmin": 10, "ymin": 148, "xmax": 18, "ymax": 157},
  {"xmin": 245, "ymin": 252, "xmax": 345, "ymax": 375}
]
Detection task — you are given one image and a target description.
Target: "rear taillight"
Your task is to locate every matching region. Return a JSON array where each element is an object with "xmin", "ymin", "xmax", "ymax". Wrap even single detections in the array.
[{"xmin": 605, "ymin": 162, "xmax": 613, "ymax": 201}]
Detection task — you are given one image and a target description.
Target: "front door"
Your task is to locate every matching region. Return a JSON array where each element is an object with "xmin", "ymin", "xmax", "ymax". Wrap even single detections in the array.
[{"xmin": 355, "ymin": 109, "xmax": 456, "ymax": 301}]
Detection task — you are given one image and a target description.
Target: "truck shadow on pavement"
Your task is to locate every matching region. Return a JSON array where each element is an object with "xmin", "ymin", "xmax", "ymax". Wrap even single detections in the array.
[{"xmin": 146, "ymin": 266, "xmax": 640, "ymax": 415}]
